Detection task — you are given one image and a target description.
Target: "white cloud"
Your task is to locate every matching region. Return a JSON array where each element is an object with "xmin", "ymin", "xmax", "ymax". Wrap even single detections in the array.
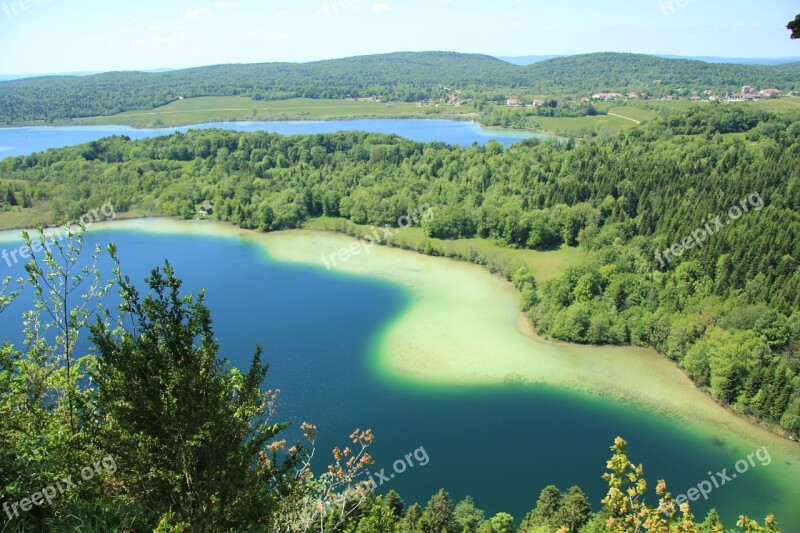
[
  {"xmin": 148, "ymin": 25, "xmax": 161, "ymax": 32},
  {"xmin": 213, "ymin": 2, "xmax": 235, "ymax": 8},
  {"xmin": 277, "ymin": 9, "xmax": 290, "ymax": 17},
  {"xmin": 185, "ymin": 7, "xmax": 214, "ymax": 19},
  {"xmin": 372, "ymin": 2, "xmax": 394, "ymax": 12},
  {"xmin": 246, "ymin": 31, "xmax": 288, "ymax": 42},
  {"xmin": 155, "ymin": 37, "xmax": 177, "ymax": 44}
]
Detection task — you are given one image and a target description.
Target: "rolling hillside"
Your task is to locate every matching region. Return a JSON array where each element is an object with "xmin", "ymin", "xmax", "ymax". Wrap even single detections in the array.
[{"xmin": 1, "ymin": 51, "xmax": 798, "ymax": 125}]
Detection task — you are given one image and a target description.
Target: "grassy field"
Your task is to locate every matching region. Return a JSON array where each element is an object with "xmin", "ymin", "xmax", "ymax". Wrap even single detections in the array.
[
  {"xmin": 69, "ymin": 95, "xmax": 642, "ymax": 138},
  {"xmin": 303, "ymin": 216, "xmax": 587, "ymax": 283},
  {"xmin": 0, "ymin": 206, "xmax": 158, "ymax": 233},
  {"xmin": 606, "ymin": 106, "xmax": 660, "ymax": 123},
  {"xmin": 608, "ymin": 96, "xmax": 800, "ymax": 115},
  {"xmin": 751, "ymin": 96, "xmax": 800, "ymax": 111},
  {"xmin": 54, "ymin": 95, "xmax": 800, "ymax": 140},
  {"xmin": 70, "ymin": 97, "xmax": 478, "ymax": 128},
  {"xmin": 548, "ymin": 114, "xmax": 638, "ymax": 137}
]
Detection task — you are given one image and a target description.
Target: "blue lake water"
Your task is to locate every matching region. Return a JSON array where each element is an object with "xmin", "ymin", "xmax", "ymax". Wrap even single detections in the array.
[
  {"xmin": 0, "ymin": 119, "xmax": 542, "ymax": 160},
  {"xmin": 0, "ymin": 226, "xmax": 795, "ymax": 529}
]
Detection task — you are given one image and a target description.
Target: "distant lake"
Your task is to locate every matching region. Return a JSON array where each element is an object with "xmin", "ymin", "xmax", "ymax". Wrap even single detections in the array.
[
  {"xmin": 0, "ymin": 221, "xmax": 797, "ymax": 529},
  {"xmin": 0, "ymin": 119, "xmax": 544, "ymax": 160}
]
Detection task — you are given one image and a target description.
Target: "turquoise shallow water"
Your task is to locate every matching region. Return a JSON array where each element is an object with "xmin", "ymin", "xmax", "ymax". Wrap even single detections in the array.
[{"xmin": 0, "ymin": 226, "xmax": 796, "ymax": 528}]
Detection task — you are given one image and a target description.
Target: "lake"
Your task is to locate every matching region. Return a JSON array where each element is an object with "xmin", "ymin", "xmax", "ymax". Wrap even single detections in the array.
[
  {"xmin": 0, "ymin": 119, "xmax": 543, "ymax": 160},
  {"xmin": 0, "ymin": 219, "xmax": 797, "ymax": 529}
]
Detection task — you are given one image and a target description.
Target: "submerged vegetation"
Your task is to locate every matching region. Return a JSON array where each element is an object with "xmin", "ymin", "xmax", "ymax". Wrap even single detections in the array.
[{"xmin": 0, "ymin": 233, "xmax": 782, "ymax": 531}]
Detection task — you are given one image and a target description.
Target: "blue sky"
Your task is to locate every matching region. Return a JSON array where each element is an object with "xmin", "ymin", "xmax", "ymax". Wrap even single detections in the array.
[{"xmin": 0, "ymin": 0, "xmax": 798, "ymax": 74}]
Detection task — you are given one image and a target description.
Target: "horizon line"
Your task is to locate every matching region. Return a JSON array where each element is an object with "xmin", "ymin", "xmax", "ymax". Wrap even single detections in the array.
[{"xmin": 3, "ymin": 50, "xmax": 800, "ymax": 78}]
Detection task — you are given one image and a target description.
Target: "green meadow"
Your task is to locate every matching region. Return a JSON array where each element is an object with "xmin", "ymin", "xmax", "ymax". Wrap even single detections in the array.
[
  {"xmin": 64, "ymin": 96, "xmax": 657, "ymax": 138},
  {"xmin": 49, "ymin": 94, "xmax": 800, "ymax": 140},
  {"xmin": 69, "ymin": 96, "xmax": 478, "ymax": 128},
  {"xmin": 303, "ymin": 215, "xmax": 587, "ymax": 283}
]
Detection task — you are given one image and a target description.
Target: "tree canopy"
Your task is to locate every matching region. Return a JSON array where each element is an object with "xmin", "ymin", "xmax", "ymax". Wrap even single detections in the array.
[{"xmin": 789, "ymin": 14, "xmax": 800, "ymax": 39}]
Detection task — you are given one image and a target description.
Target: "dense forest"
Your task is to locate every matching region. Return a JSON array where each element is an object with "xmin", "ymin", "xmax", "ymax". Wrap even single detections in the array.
[
  {"xmin": 0, "ymin": 52, "xmax": 798, "ymax": 124},
  {"xmin": 1, "ymin": 105, "xmax": 799, "ymax": 441}
]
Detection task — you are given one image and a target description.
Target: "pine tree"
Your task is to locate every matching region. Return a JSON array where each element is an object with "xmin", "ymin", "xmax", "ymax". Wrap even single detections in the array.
[
  {"xmin": 5, "ymin": 186, "xmax": 17, "ymax": 206},
  {"xmin": 89, "ymin": 260, "xmax": 300, "ymax": 530},
  {"xmin": 556, "ymin": 486, "xmax": 591, "ymax": 532},
  {"xmin": 520, "ymin": 485, "xmax": 562, "ymax": 531},
  {"xmin": 420, "ymin": 489, "xmax": 457, "ymax": 533}
]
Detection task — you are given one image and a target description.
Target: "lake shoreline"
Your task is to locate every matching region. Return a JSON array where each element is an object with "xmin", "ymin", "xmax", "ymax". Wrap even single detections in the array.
[
  {"xmin": 91, "ymin": 220, "xmax": 800, "ymax": 449},
  {"xmin": 1, "ymin": 214, "xmax": 798, "ymax": 450},
  {"xmin": 1, "ymin": 113, "xmax": 553, "ymax": 140},
  {"xmin": 0, "ymin": 113, "xmax": 480, "ymax": 130},
  {"xmin": 514, "ymin": 312, "xmax": 800, "ymax": 445},
  {"xmin": 0, "ymin": 118, "xmax": 545, "ymax": 164},
  {"xmin": 3, "ymin": 216, "xmax": 799, "ymax": 527}
]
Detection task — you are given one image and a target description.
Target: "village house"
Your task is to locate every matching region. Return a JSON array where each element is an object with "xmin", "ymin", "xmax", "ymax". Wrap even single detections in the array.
[
  {"xmin": 506, "ymin": 98, "xmax": 520, "ymax": 107},
  {"xmin": 198, "ymin": 203, "xmax": 214, "ymax": 216},
  {"xmin": 591, "ymin": 92, "xmax": 622, "ymax": 101}
]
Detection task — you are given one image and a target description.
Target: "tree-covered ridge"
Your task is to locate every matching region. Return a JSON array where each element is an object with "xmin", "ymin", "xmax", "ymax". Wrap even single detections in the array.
[
  {"xmin": 526, "ymin": 53, "xmax": 800, "ymax": 94},
  {"xmin": 1, "ymin": 51, "xmax": 799, "ymax": 124},
  {"xmin": 1, "ymin": 105, "xmax": 799, "ymax": 437}
]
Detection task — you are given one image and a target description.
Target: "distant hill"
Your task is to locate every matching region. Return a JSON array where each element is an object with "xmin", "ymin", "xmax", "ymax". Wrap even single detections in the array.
[
  {"xmin": 524, "ymin": 52, "xmax": 800, "ymax": 93},
  {"xmin": 0, "ymin": 69, "xmax": 177, "ymax": 82},
  {"xmin": 0, "ymin": 72, "xmax": 102, "ymax": 81},
  {"xmin": 501, "ymin": 54, "xmax": 800, "ymax": 66},
  {"xmin": 660, "ymin": 55, "xmax": 800, "ymax": 66},
  {"xmin": 1, "ymin": 51, "xmax": 798, "ymax": 125}
]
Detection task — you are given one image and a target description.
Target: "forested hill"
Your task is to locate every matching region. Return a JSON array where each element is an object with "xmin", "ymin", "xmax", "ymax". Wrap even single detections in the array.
[
  {"xmin": 526, "ymin": 52, "xmax": 800, "ymax": 93},
  {"xmin": 1, "ymin": 105, "xmax": 799, "ymax": 440},
  {"xmin": 0, "ymin": 52, "xmax": 516, "ymax": 124},
  {"xmin": 1, "ymin": 51, "xmax": 799, "ymax": 124}
]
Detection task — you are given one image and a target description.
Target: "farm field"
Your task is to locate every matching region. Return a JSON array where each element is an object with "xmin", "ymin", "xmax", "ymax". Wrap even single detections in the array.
[{"xmin": 70, "ymin": 96, "xmax": 478, "ymax": 128}]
